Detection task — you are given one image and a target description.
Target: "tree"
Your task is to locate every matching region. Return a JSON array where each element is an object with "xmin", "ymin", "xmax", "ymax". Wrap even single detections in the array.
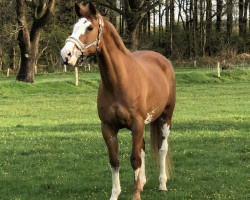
[
  {"xmin": 193, "ymin": 0, "xmax": 198, "ymax": 57},
  {"xmin": 242, "ymin": 0, "xmax": 249, "ymax": 38},
  {"xmin": 16, "ymin": 0, "xmax": 55, "ymax": 83},
  {"xmin": 226, "ymin": 0, "xmax": 233, "ymax": 41},
  {"xmin": 0, "ymin": 0, "xmax": 17, "ymax": 71},
  {"xmin": 166, "ymin": 0, "xmax": 174, "ymax": 57},
  {"xmin": 206, "ymin": 0, "xmax": 212, "ymax": 56},
  {"xmin": 216, "ymin": 0, "xmax": 223, "ymax": 33},
  {"xmin": 199, "ymin": 0, "xmax": 206, "ymax": 57},
  {"xmin": 239, "ymin": 0, "xmax": 244, "ymax": 36},
  {"xmin": 165, "ymin": 0, "xmax": 170, "ymax": 56},
  {"xmin": 97, "ymin": 0, "xmax": 162, "ymax": 51}
]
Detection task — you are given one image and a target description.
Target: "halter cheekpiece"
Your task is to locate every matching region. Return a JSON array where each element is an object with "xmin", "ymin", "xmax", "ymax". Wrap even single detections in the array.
[{"xmin": 65, "ymin": 16, "xmax": 104, "ymax": 65}]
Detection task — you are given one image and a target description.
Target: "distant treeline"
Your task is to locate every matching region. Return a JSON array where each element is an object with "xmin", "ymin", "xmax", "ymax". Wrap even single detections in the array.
[{"xmin": 0, "ymin": 0, "xmax": 249, "ymax": 72}]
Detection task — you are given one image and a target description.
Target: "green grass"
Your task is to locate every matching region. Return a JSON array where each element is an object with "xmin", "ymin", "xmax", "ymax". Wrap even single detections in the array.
[{"xmin": 0, "ymin": 69, "xmax": 249, "ymax": 200}]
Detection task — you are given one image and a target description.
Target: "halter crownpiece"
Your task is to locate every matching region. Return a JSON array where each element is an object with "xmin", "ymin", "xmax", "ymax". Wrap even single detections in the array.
[{"xmin": 65, "ymin": 16, "xmax": 104, "ymax": 65}]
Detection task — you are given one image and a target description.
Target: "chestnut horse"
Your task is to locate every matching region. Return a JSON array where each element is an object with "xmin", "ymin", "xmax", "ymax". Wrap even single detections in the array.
[{"xmin": 61, "ymin": 2, "xmax": 176, "ymax": 200}]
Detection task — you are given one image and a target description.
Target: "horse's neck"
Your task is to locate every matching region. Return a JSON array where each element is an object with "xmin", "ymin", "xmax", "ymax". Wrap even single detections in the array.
[{"xmin": 97, "ymin": 29, "xmax": 130, "ymax": 91}]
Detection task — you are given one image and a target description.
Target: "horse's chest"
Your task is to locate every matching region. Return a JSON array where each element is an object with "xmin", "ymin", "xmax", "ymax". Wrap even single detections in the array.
[{"xmin": 98, "ymin": 102, "xmax": 132, "ymax": 127}]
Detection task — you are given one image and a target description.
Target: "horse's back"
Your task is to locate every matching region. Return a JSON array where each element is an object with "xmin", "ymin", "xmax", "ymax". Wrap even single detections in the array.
[
  {"xmin": 133, "ymin": 50, "xmax": 175, "ymax": 87},
  {"xmin": 133, "ymin": 51, "xmax": 174, "ymax": 76}
]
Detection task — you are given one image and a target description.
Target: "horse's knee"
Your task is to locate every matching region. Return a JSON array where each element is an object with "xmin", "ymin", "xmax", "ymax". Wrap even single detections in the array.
[
  {"xmin": 110, "ymin": 158, "xmax": 119, "ymax": 169},
  {"xmin": 130, "ymin": 154, "xmax": 142, "ymax": 170}
]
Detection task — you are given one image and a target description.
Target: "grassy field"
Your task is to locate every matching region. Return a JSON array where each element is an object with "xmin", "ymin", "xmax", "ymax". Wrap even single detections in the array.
[{"xmin": 0, "ymin": 68, "xmax": 249, "ymax": 200}]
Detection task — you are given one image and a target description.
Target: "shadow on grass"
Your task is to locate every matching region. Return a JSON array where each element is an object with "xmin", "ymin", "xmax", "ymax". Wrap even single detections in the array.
[
  {"xmin": 0, "ymin": 122, "xmax": 101, "ymax": 134},
  {"xmin": 172, "ymin": 119, "xmax": 249, "ymax": 132},
  {"xmin": 2, "ymin": 117, "xmax": 249, "ymax": 135}
]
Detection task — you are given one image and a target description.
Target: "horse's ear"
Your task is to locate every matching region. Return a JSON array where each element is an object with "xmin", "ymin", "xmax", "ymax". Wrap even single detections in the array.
[
  {"xmin": 88, "ymin": 1, "xmax": 97, "ymax": 16},
  {"xmin": 75, "ymin": 3, "xmax": 86, "ymax": 18}
]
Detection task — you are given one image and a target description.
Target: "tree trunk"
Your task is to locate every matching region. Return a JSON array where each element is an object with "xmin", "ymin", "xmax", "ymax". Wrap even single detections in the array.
[
  {"xmin": 239, "ymin": 0, "xmax": 244, "ymax": 37},
  {"xmin": 216, "ymin": 0, "xmax": 223, "ymax": 33},
  {"xmin": 227, "ymin": 0, "xmax": 233, "ymax": 41},
  {"xmin": 16, "ymin": 0, "xmax": 55, "ymax": 83},
  {"xmin": 143, "ymin": 15, "xmax": 147, "ymax": 37},
  {"xmin": 186, "ymin": 0, "xmax": 191, "ymax": 58},
  {"xmin": 10, "ymin": 48, "xmax": 16, "ymax": 70},
  {"xmin": 169, "ymin": 0, "xmax": 174, "ymax": 56},
  {"xmin": 119, "ymin": 0, "xmax": 122, "ymax": 35},
  {"xmin": 129, "ymin": 26, "xmax": 140, "ymax": 51},
  {"xmin": 17, "ymin": 32, "xmax": 41, "ymax": 82},
  {"xmin": 193, "ymin": 0, "xmax": 197, "ymax": 57},
  {"xmin": 0, "ymin": 49, "xmax": 2, "ymax": 71},
  {"xmin": 200, "ymin": 0, "xmax": 206, "ymax": 57},
  {"xmin": 153, "ymin": 1, "xmax": 156, "ymax": 37},
  {"xmin": 249, "ymin": 2, "xmax": 250, "ymax": 33},
  {"xmin": 165, "ymin": 0, "xmax": 170, "ymax": 57},
  {"xmin": 206, "ymin": 0, "xmax": 212, "ymax": 56},
  {"xmin": 243, "ymin": 0, "xmax": 249, "ymax": 37},
  {"xmin": 159, "ymin": 3, "xmax": 162, "ymax": 42},
  {"xmin": 18, "ymin": 49, "xmax": 36, "ymax": 82},
  {"xmin": 147, "ymin": 11, "xmax": 150, "ymax": 37}
]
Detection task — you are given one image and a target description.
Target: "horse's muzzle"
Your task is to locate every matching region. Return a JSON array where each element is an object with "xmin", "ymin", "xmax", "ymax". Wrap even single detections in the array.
[{"xmin": 60, "ymin": 55, "xmax": 68, "ymax": 65}]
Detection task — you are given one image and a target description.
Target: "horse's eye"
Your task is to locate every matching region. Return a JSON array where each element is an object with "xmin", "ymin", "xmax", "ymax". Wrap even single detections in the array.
[{"xmin": 87, "ymin": 26, "xmax": 93, "ymax": 31}]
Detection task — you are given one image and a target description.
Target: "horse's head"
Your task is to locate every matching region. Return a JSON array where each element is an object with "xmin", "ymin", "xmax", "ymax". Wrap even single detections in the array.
[{"xmin": 60, "ymin": 1, "xmax": 103, "ymax": 66}]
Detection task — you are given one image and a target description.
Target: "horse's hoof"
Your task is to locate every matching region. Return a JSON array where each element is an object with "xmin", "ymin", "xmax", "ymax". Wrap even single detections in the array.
[
  {"xmin": 132, "ymin": 197, "xmax": 141, "ymax": 200},
  {"xmin": 132, "ymin": 194, "xmax": 141, "ymax": 200},
  {"xmin": 158, "ymin": 188, "xmax": 168, "ymax": 192}
]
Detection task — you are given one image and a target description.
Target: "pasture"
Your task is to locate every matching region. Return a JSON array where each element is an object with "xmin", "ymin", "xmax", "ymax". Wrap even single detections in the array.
[{"xmin": 0, "ymin": 68, "xmax": 249, "ymax": 200}]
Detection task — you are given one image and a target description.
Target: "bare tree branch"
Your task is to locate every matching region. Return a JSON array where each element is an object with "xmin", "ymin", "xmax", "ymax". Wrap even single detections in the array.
[{"xmin": 97, "ymin": 2, "xmax": 125, "ymax": 16}]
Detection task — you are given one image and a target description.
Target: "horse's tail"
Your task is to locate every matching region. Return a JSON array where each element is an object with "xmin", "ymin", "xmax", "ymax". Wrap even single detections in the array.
[{"xmin": 150, "ymin": 122, "xmax": 173, "ymax": 180}]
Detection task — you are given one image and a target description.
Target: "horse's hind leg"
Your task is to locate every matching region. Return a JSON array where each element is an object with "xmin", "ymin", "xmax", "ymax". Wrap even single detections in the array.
[
  {"xmin": 159, "ymin": 120, "xmax": 171, "ymax": 191},
  {"xmin": 150, "ymin": 108, "xmax": 173, "ymax": 191}
]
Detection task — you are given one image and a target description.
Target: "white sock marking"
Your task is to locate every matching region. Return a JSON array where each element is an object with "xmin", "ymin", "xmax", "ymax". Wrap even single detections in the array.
[
  {"xmin": 140, "ymin": 149, "xmax": 146, "ymax": 189},
  {"xmin": 134, "ymin": 168, "xmax": 140, "ymax": 181},
  {"xmin": 110, "ymin": 167, "xmax": 121, "ymax": 200},
  {"xmin": 159, "ymin": 123, "xmax": 170, "ymax": 191}
]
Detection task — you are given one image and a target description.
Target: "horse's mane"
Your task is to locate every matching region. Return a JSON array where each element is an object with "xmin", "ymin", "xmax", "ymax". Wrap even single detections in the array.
[{"xmin": 102, "ymin": 17, "xmax": 131, "ymax": 55}]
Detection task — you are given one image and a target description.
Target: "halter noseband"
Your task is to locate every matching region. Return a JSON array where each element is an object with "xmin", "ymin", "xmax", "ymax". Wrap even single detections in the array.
[{"xmin": 65, "ymin": 16, "xmax": 104, "ymax": 65}]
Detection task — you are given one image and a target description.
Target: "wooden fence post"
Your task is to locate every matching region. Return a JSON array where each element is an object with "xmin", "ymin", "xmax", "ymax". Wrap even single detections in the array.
[
  {"xmin": 34, "ymin": 65, "xmax": 37, "ymax": 74},
  {"xmin": 217, "ymin": 62, "xmax": 221, "ymax": 78},
  {"xmin": 7, "ymin": 68, "xmax": 10, "ymax": 76},
  {"xmin": 75, "ymin": 67, "xmax": 79, "ymax": 86},
  {"xmin": 194, "ymin": 60, "xmax": 197, "ymax": 67},
  {"xmin": 88, "ymin": 64, "xmax": 91, "ymax": 71},
  {"xmin": 64, "ymin": 65, "xmax": 67, "ymax": 72}
]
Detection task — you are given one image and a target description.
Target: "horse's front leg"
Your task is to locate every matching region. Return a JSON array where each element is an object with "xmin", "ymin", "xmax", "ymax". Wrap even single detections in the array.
[
  {"xmin": 101, "ymin": 122, "xmax": 121, "ymax": 200},
  {"xmin": 131, "ymin": 120, "xmax": 144, "ymax": 200}
]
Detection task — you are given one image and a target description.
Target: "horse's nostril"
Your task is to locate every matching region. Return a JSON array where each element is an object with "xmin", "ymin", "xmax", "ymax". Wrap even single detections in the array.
[{"xmin": 67, "ymin": 52, "xmax": 72, "ymax": 57}]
